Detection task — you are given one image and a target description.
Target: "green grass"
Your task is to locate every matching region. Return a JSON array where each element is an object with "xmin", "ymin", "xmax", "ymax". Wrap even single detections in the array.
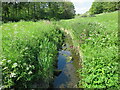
[
  {"xmin": 1, "ymin": 11, "xmax": 119, "ymax": 89},
  {"xmin": 58, "ymin": 11, "xmax": 119, "ymax": 89},
  {"xmin": 1, "ymin": 21, "xmax": 63, "ymax": 88}
]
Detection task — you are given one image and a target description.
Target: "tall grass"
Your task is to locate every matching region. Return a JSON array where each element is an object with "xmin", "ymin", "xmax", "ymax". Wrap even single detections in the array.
[
  {"xmin": 1, "ymin": 21, "xmax": 63, "ymax": 88},
  {"xmin": 58, "ymin": 11, "xmax": 119, "ymax": 89}
]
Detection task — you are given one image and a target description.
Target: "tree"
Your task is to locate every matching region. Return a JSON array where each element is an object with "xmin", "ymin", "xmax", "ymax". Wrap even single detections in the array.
[
  {"xmin": 89, "ymin": 1, "xmax": 119, "ymax": 15},
  {"xmin": 2, "ymin": 1, "xmax": 75, "ymax": 22}
]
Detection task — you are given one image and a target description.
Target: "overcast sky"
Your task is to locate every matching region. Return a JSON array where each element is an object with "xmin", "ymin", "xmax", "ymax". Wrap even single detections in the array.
[{"xmin": 70, "ymin": 0, "xmax": 94, "ymax": 14}]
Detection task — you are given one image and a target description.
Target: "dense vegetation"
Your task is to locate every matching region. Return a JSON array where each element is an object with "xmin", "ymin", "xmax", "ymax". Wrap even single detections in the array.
[
  {"xmin": 1, "ymin": 1, "xmax": 119, "ymax": 89},
  {"xmin": 58, "ymin": 11, "xmax": 119, "ymax": 89},
  {"xmin": 89, "ymin": 1, "xmax": 119, "ymax": 15},
  {"xmin": 2, "ymin": 2, "xmax": 75, "ymax": 22},
  {"xmin": 1, "ymin": 21, "xmax": 63, "ymax": 88}
]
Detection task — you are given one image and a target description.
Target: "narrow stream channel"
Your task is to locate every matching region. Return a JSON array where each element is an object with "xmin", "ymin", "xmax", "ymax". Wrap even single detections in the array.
[{"xmin": 53, "ymin": 35, "xmax": 81, "ymax": 88}]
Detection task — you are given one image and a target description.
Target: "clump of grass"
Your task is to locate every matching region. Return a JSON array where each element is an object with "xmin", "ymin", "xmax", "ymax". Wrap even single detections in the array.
[
  {"xmin": 1, "ymin": 21, "xmax": 63, "ymax": 88},
  {"xmin": 58, "ymin": 11, "xmax": 119, "ymax": 89}
]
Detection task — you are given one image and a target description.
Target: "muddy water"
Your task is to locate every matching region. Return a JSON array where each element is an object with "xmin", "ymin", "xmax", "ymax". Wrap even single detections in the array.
[{"xmin": 53, "ymin": 35, "xmax": 81, "ymax": 88}]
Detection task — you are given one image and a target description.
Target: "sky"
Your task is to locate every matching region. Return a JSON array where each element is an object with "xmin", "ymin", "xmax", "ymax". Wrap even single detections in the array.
[{"xmin": 70, "ymin": 0, "xmax": 94, "ymax": 14}]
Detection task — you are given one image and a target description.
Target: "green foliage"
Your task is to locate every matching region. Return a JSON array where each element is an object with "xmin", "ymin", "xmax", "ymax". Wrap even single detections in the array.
[
  {"xmin": 89, "ymin": 2, "xmax": 119, "ymax": 15},
  {"xmin": 58, "ymin": 11, "xmax": 119, "ymax": 89},
  {"xmin": 2, "ymin": 2, "xmax": 75, "ymax": 22},
  {"xmin": 1, "ymin": 21, "xmax": 63, "ymax": 88}
]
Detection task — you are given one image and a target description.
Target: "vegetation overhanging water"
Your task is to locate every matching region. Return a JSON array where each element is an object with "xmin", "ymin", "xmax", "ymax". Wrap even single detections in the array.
[
  {"xmin": 53, "ymin": 34, "xmax": 81, "ymax": 88},
  {"xmin": 1, "ymin": 1, "xmax": 119, "ymax": 89}
]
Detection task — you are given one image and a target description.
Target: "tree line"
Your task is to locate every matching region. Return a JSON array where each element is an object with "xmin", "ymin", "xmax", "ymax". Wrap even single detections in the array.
[
  {"xmin": 89, "ymin": 1, "xmax": 119, "ymax": 15},
  {"xmin": 2, "ymin": 2, "xmax": 75, "ymax": 22}
]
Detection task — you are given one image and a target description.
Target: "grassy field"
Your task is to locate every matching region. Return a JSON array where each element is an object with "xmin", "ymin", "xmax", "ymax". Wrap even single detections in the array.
[
  {"xmin": 1, "ymin": 11, "xmax": 119, "ymax": 89},
  {"xmin": 58, "ymin": 11, "xmax": 119, "ymax": 89},
  {"xmin": 1, "ymin": 21, "xmax": 63, "ymax": 88}
]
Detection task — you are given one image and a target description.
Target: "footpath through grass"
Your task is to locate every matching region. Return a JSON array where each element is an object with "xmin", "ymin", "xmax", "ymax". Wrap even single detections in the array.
[
  {"xmin": 58, "ymin": 11, "xmax": 119, "ymax": 89},
  {"xmin": 1, "ymin": 21, "xmax": 63, "ymax": 88}
]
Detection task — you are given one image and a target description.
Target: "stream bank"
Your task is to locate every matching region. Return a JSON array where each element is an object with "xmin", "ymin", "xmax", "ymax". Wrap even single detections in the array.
[{"xmin": 52, "ymin": 33, "xmax": 82, "ymax": 88}]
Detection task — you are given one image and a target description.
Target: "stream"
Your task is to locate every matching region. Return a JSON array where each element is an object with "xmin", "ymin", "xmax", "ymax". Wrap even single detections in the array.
[{"xmin": 53, "ymin": 35, "xmax": 81, "ymax": 88}]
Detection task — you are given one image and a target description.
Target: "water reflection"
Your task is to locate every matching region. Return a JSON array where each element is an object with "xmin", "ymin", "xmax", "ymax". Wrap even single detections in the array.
[{"xmin": 53, "ymin": 49, "xmax": 79, "ymax": 88}]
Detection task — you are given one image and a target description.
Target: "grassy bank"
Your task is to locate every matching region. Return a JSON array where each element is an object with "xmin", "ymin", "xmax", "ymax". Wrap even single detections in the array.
[
  {"xmin": 58, "ymin": 11, "xmax": 119, "ymax": 89},
  {"xmin": 1, "ymin": 11, "xmax": 119, "ymax": 89},
  {"xmin": 1, "ymin": 21, "xmax": 63, "ymax": 88}
]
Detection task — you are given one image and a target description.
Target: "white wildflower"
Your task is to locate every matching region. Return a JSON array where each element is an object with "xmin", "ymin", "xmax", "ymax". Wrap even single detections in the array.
[
  {"xmin": 25, "ymin": 47, "xmax": 28, "ymax": 50},
  {"xmin": 7, "ymin": 60, "xmax": 11, "ymax": 63},
  {"xmin": 12, "ymin": 63, "xmax": 17, "ymax": 68},
  {"xmin": 0, "ymin": 61, "xmax": 2, "ymax": 65},
  {"xmin": 10, "ymin": 73, "xmax": 16, "ymax": 78},
  {"xmin": 26, "ymin": 67, "xmax": 29, "ymax": 70},
  {"xmin": 28, "ymin": 71, "xmax": 32, "ymax": 74}
]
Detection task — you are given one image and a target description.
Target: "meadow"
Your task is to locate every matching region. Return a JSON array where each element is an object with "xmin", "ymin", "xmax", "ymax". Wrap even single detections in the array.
[{"xmin": 1, "ymin": 11, "xmax": 119, "ymax": 89}]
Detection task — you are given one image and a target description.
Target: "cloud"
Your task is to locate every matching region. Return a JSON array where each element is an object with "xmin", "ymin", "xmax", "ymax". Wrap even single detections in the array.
[
  {"xmin": 75, "ymin": 7, "xmax": 90, "ymax": 14},
  {"xmin": 70, "ymin": 0, "xmax": 94, "ymax": 3},
  {"xmin": 71, "ymin": 0, "xmax": 94, "ymax": 14}
]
